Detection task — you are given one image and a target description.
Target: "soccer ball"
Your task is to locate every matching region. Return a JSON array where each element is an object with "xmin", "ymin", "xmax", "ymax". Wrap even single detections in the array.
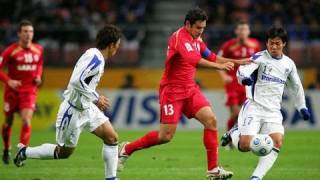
[{"xmin": 250, "ymin": 134, "xmax": 274, "ymax": 156}]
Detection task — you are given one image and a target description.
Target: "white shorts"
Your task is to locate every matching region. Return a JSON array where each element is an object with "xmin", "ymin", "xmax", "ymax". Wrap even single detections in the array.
[
  {"xmin": 238, "ymin": 100, "xmax": 284, "ymax": 136},
  {"xmin": 55, "ymin": 100, "xmax": 109, "ymax": 147}
]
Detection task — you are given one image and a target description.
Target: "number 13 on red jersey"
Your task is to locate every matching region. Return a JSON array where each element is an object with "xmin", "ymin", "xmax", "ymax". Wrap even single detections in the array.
[{"xmin": 163, "ymin": 104, "xmax": 174, "ymax": 116}]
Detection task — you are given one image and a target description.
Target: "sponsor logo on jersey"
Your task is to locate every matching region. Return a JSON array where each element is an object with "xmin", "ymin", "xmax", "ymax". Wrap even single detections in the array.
[
  {"xmin": 34, "ymin": 54, "xmax": 40, "ymax": 62},
  {"xmin": 261, "ymin": 74, "xmax": 286, "ymax": 84},
  {"xmin": 17, "ymin": 64, "xmax": 37, "ymax": 71},
  {"xmin": 184, "ymin": 42, "xmax": 193, "ymax": 52}
]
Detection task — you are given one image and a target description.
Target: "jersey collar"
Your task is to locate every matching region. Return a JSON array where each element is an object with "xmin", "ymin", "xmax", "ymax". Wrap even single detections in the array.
[{"xmin": 266, "ymin": 50, "xmax": 283, "ymax": 60}]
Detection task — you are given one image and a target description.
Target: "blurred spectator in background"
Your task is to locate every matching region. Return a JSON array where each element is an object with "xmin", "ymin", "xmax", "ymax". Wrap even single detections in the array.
[
  {"xmin": 120, "ymin": 73, "xmax": 137, "ymax": 89},
  {"xmin": 120, "ymin": 0, "xmax": 147, "ymax": 23},
  {"xmin": 121, "ymin": 12, "xmax": 145, "ymax": 66},
  {"xmin": 0, "ymin": 0, "xmax": 320, "ymax": 68}
]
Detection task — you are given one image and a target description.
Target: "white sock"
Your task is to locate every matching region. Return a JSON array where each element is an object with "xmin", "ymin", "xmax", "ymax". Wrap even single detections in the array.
[
  {"xmin": 252, "ymin": 148, "xmax": 279, "ymax": 179},
  {"xmin": 102, "ymin": 144, "xmax": 118, "ymax": 179},
  {"xmin": 26, "ymin": 144, "xmax": 57, "ymax": 159},
  {"xmin": 230, "ymin": 129, "xmax": 240, "ymax": 150}
]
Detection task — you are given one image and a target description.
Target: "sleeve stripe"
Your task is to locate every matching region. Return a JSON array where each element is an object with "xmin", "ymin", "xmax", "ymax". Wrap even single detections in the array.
[{"xmin": 79, "ymin": 55, "xmax": 101, "ymax": 88}]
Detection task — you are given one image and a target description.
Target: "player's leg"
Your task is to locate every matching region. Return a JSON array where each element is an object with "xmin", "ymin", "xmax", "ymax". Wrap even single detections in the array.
[
  {"xmin": 188, "ymin": 88, "xmax": 233, "ymax": 179},
  {"xmin": 224, "ymin": 105, "xmax": 240, "ymax": 150},
  {"xmin": 118, "ymin": 99, "xmax": 182, "ymax": 171},
  {"xmin": 19, "ymin": 92, "xmax": 37, "ymax": 146},
  {"xmin": 119, "ymin": 96, "xmax": 183, "ymax": 155},
  {"xmin": 225, "ymin": 92, "xmax": 241, "ymax": 131},
  {"xmin": 14, "ymin": 123, "xmax": 78, "ymax": 167},
  {"xmin": 118, "ymin": 124, "xmax": 178, "ymax": 171},
  {"xmin": 93, "ymin": 122, "xmax": 118, "ymax": 180},
  {"xmin": 250, "ymin": 123, "xmax": 284, "ymax": 179},
  {"xmin": 14, "ymin": 143, "xmax": 74, "ymax": 166},
  {"xmin": 123, "ymin": 123, "xmax": 177, "ymax": 155},
  {"xmin": 194, "ymin": 107, "xmax": 233, "ymax": 179},
  {"xmin": 231, "ymin": 116, "xmax": 260, "ymax": 152},
  {"xmin": 227, "ymin": 105, "xmax": 240, "ymax": 130},
  {"xmin": 19, "ymin": 108, "xmax": 33, "ymax": 146},
  {"xmin": 2, "ymin": 91, "xmax": 18, "ymax": 165},
  {"xmin": 223, "ymin": 100, "xmax": 260, "ymax": 152},
  {"xmin": 194, "ymin": 107, "xmax": 218, "ymax": 168},
  {"xmin": 2, "ymin": 115, "xmax": 14, "ymax": 164},
  {"xmin": 13, "ymin": 101, "xmax": 78, "ymax": 167},
  {"xmin": 15, "ymin": 123, "xmax": 79, "ymax": 164}
]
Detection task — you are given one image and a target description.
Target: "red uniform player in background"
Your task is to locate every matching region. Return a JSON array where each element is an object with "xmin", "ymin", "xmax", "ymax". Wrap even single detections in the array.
[
  {"xmin": 218, "ymin": 21, "xmax": 260, "ymax": 138},
  {"xmin": 0, "ymin": 20, "xmax": 43, "ymax": 164},
  {"xmin": 118, "ymin": 8, "xmax": 250, "ymax": 179}
]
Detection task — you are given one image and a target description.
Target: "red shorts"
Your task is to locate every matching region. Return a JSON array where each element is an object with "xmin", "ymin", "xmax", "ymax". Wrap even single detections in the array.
[
  {"xmin": 159, "ymin": 85, "xmax": 210, "ymax": 124},
  {"xmin": 225, "ymin": 82, "xmax": 246, "ymax": 106},
  {"xmin": 3, "ymin": 90, "xmax": 37, "ymax": 116}
]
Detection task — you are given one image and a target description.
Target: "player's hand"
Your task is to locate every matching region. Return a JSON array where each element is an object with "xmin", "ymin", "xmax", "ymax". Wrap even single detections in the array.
[
  {"xmin": 33, "ymin": 76, "xmax": 42, "ymax": 86},
  {"xmin": 7, "ymin": 79, "xmax": 22, "ymax": 90},
  {"xmin": 300, "ymin": 108, "xmax": 310, "ymax": 120},
  {"xmin": 96, "ymin": 95, "xmax": 111, "ymax": 111},
  {"xmin": 241, "ymin": 77, "xmax": 253, "ymax": 86},
  {"xmin": 219, "ymin": 62, "xmax": 234, "ymax": 71},
  {"xmin": 237, "ymin": 58, "xmax": 251, "ymax": 65}
]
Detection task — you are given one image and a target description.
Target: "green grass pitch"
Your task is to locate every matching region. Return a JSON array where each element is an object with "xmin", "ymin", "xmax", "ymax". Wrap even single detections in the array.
[{"xmin": 1, "ymin": 129, "xmax": 320, "ymax": 180}]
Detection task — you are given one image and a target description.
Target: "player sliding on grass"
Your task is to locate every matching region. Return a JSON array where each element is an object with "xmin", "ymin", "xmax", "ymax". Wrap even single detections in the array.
[
  {"xmin": 118, "ymin": 8, "xmax": 250, "ymax": 180},
  {"xmin": 13, "ymin": 25, "xmax": 122, "ymax": 180},
  {"xmin": 220, "ymin": 26, "xmax": 311, "ymax": 180}
]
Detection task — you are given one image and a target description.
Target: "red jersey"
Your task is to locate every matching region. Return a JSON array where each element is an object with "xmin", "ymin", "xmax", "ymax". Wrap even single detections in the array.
[
  {"xmin": 160, "ymin": 27, "xmax": 216, "ymax": 87},
  {"xmin": 0, "ymin": 42, "xmax": 44, "ymax": 92},
  {"xmin": 218, "ymin": 38, "xmax": 260, "ymax": 80}
]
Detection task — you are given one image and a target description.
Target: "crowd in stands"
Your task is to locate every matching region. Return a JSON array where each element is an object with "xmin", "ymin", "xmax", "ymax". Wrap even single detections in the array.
[
  {"xmin": 0, "ymin": 0, "xmax": 319, "ymax": 67},
  {"xmin": 198, "ymin": 0, "xmax": 320, "ymax": 43},
  {"xmin": 0, "ymin": 0, "xmax": 149, "ymax": 66},
  {"xmin": 198, "ymin": 0, "xmax": 320, "ymax": 67}
]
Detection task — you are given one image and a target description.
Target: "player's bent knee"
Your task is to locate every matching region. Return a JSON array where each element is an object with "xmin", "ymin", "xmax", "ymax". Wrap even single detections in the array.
[
  {"xmin": 104, "ymin": 134, "xmax": 119, "ymax": 145},
  {"xmin": 58, "ymin": 152, "xmax": 72, "ymax": 159},
  {"xmin": 201, "ymin": 114, "xmax": 217, "ymax": 129},
  {"xmin": 273, "ymin": 140, "xmax": 282, "ymax": 149},
  {"xmin": 56, "ymin": 146, "xmax": 74, "ymax": 159},
  {"xmin": 239, "ymin": 138, "xmax": 251, "ymax": 151},
  {"xmin": 159, "ymin": 134, "xmax": 173, "ymax": 144}
]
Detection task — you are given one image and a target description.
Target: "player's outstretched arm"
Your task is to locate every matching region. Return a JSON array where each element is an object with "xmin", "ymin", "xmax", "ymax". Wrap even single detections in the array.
[
  {"xmin": 216, "ymin": 56, "xmax": 251, "ymax": 65},
  {"xmin": 236, "ymin": 62, "xmax": 259, "ymax": 85},
  {"xmin": 286, "ymin": 61, "xmax": 307, "ymax": 112},
  {"xmin": 198, "ymin": 58, "xmax": 234, "ymax": 71}
]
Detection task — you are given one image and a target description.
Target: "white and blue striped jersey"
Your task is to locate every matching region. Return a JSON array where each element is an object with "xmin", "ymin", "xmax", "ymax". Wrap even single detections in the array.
[
  {"xmin": 237, "ymin": 50, "xmax": 306, "ymax": 112},
  {"xmin": 63, "ymin": 48, "xmax": 105, "ymax": 110}
]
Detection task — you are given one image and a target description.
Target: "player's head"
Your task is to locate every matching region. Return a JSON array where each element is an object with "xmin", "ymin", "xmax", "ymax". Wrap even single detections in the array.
[
  {"xmin": 18, "ymin": 20, "xmax": 34, "ymax": 47},
  {"xmin": 184, "ymin": 8, "xmax": 208, "ymax": 39},
  {"xmin": 235, "ymin": 20, "xmax": 250, "ymax": 42},
  {"xmin": 266, "ymin": 26, "xmax": 287, "ymax": 58},
  {"xmin": 96, "ymin": 24, "xmax": 122, "ymax": 58}
]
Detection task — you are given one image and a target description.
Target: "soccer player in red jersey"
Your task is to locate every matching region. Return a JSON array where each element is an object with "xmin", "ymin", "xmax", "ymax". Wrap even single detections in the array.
[
  {"xmin": 0, "ymin": 20, "xmax": 43, "ymax": 164},
  {"xmin": 118, "ymin": 8, "xmax": 250, "ymax": 179},
  {"xmin": 218, "ymin": 21, "xmax": 260, "ymax": 139}
]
